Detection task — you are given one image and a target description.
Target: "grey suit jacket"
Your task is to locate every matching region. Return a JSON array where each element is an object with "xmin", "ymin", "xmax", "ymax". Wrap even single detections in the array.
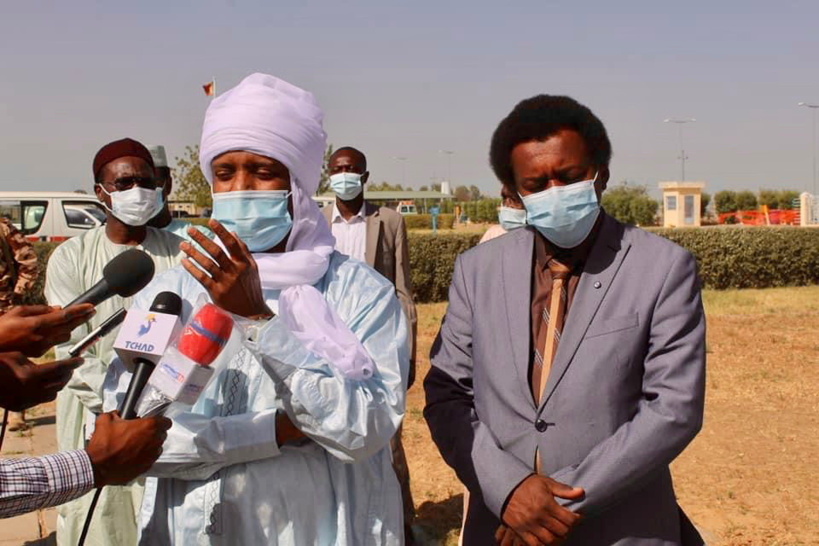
[
  {"xmin": 323, "ymin": 201, "xmax": 418, "ymax": 384},
  {"xmin": 424, "ymin": 214, "xmax": 706, "ymax": 545}
]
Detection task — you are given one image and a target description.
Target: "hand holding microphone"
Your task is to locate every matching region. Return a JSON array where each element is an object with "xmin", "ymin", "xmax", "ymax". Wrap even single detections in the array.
[
  {"xmin": 85, "ymin": 412, "xmax": 171, "ymax": 487},
  {"xmin": 0, "ymin": 352, "xmax": 84, "ymax": 411},
  {"xmin": 0, "ymin": 304, "xmax": 96, "ymax": 357}
]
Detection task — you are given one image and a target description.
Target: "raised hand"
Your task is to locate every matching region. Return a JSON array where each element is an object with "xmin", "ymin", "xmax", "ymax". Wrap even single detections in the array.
[{"xmin": 180, "ymin": 220, "xmax": 272, "ymax": 319}]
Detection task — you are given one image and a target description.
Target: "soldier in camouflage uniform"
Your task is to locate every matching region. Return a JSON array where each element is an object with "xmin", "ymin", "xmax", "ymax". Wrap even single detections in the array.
[{"xmin": 0, "ymin": 216, "xmax": 41, "ymax": 430}]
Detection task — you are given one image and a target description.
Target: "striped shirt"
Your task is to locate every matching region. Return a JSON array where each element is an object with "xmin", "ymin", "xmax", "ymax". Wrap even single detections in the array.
[{"xmin": 0, "ymin": 449, "xmax": 94, "ymax": 518}]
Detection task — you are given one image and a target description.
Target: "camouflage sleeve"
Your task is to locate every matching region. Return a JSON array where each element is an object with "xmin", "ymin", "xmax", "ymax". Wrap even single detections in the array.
[{"xmin": 7, "ymin": 229, "xmax": 40, "ymax": 296}]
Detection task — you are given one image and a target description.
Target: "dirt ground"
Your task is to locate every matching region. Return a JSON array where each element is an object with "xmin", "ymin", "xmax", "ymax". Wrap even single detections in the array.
[{"xmin": 404, "ymin": 286, "xmax": 819, "ymax": 545}]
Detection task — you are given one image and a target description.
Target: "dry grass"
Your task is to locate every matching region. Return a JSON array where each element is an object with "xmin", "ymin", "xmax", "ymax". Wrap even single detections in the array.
[{"xmin": 405, "ymin": 286, "xmax": 819, "ymax": 545}]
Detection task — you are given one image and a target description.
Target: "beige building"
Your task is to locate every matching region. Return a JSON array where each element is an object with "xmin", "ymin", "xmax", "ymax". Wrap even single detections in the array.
[
  {"xmin": 168, "ymin": 200, "xmax": 199, "ymax": 217},
  {"xmin": 658, "ymin": 181, "xmax": 706, "ymax": 228}
]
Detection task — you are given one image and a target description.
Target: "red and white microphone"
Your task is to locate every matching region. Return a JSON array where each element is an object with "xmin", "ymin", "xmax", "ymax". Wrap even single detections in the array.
[{"xmin": 135, "ymin": 303, "xmax": 234, "ymax": 417}]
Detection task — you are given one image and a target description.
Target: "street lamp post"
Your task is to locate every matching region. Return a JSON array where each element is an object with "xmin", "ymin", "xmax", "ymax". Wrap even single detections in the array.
[
  {"xmin": 798, "ymin": 102, "xmax": 819, "ymax": 195},
  {"xmin": 664, "ymin": 118, "xmax": 696, "ymax": 181},
  {"xmin": 439, "ymin": 150, "xmax": 455, "ymax": 184}
]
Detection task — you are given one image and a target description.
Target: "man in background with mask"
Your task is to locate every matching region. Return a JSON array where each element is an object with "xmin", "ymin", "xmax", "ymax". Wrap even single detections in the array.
[
  {"xmin": 322, "ymin": 146, "xmax": 417, "ymax": 542},
  {"xmin": 479, "ymin": 184, "xmax": 527, "ymax": 244},
  {"xmin": 45, "ymin": 137, "xmax": 185, "ymax": 546},
  {"xmin": 425, "ymin": 95, "xmax": 705, "ymax": 545},
  {"xmin": 147, "ymin": 144, "xmax": 215, "ymax": 244}
]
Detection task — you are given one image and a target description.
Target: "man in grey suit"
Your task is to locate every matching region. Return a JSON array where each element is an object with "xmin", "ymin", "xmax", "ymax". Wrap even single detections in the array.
[
  {"xmin": 424, "ymin": 95, "xmax": 706, "ymax": 545},
  {"xmin": 322, "ymin": 146, "xmax": 418, "ymax": 543}
]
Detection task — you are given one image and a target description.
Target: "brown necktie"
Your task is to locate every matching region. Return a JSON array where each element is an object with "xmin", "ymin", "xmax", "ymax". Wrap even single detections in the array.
[
  {"xmin": 532, "ymin": 259, "xmax": 571, "ymax": 471},
  {"xmin": 532, "ymin": 259, "xmax": 572, "ymax": 405}
]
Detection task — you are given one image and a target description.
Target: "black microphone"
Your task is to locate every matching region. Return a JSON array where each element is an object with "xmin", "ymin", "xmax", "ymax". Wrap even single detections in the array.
[
  {"xmin": 66, "ymin": 249, "xmax": 155, "ymax": 308},
  {"xmin": 119, "ymin": 292, "xmax": 183, "ymax": 420},
  {"xmin": 68, "ymin": 308, "xmax": 127, "ymax": 358}
]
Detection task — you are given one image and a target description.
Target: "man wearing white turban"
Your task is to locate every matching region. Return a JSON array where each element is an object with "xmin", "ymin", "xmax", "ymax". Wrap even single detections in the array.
[{"xmin": 103, "ymin": 73, "xmax": 409, "ymax": 545}]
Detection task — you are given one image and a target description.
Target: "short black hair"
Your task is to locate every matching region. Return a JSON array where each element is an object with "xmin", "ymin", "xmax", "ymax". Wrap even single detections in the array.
[
  {"xmin": 330, "ymin": 146, "xmax": 367, "ymax": 171},
  {"xmin": 489, "ymin": 95, "xmax": 612, "ymax": 187}
]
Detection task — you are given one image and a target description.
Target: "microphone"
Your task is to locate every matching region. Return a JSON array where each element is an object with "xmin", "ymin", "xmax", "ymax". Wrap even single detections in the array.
[
  {"xmin": 136, "ymin": 303, "xmax": 233, "ymax": 417},
  {"xmin": 66, "ymin": 249, "xmax": 155, "ymax": 308},
  {"xmin": 116, "ymin": 292, "xmax": 183, "ymax": 420},
  {"xmin": 68, "ymin": 308, "xmax": 127, "ymax": 358}
]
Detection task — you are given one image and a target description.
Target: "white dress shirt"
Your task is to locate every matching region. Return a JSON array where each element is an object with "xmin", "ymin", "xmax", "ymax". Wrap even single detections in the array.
[{"xmin": 331, "ymin": 202, "xmax": 367, "ymax": 262}]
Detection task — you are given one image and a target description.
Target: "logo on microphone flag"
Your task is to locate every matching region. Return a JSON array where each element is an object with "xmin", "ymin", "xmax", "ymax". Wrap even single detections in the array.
[{"xmin": 137, "ymin": 314, "xmax": 157, "ymax": 337}]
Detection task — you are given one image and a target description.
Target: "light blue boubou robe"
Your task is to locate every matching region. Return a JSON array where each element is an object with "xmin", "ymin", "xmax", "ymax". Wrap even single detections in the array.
[{"xmin": 103, "ymin": 251, "xmax": 409, "ymax": 545}]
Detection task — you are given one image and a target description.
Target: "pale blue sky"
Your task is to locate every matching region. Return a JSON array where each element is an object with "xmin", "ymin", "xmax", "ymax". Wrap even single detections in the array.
[{"xmin": 1, "ymin": 0, "xmax": 818, "ymax": 197}]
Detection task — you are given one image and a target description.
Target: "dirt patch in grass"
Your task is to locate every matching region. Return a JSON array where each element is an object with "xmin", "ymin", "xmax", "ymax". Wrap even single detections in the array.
[{"xmin": 406, "ymin": 287, "xmax": 819, "ymax": 545}]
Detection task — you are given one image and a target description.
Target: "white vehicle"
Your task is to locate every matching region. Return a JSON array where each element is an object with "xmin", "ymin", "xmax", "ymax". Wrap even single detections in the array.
[
  {"xmin": 396, "ymin": 201, "xmax": 417, "ymax": 215},
  {"xmin": 0, "ymin": 191, "xmax": 107, "ymax": 241}
]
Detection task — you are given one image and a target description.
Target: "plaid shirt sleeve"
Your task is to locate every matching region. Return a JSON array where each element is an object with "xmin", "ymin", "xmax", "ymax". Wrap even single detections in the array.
[{"xmin": 0, "ymin": 450, "xmax": 95, "ymax": 519}]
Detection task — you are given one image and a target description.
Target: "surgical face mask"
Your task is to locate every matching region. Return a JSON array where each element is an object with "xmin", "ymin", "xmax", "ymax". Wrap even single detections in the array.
[
  {"xmin": 151, "ymin": 188, "xmax": 165, "ymax": 219},
  {"xmin": 99, "ymin": 185, "xmax": 159, "ymax": 226},
  {"xmin": 498, "ymin": 206, "xmax": 527, "ymax": 231},
  {"xmin": 329, "ymin": 172, "xmax": 363, "ymax": 201},
  {"xmin": 520, "ymin": 174, "xmax": 600, "ymax": 248},
  {"xmin": 212, "ymin": 190, "xmax": 292, "ymax": 252}
]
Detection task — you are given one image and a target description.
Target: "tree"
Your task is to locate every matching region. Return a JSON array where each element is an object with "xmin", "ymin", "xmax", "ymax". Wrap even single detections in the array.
[
  {"xmin": 714, "ymin": 191, "xmax": 738, "ymax": 214},
  {"xmin": 779, "ymin": 190, "xmax": 800, "ymax": 210},
  {"xmin": 600, "ymin": 182, "xmax": 658, "ymax": 226},
  {"xmin": 316, "ymin": 144, "xmax": 334, "ymax": 195},
  {"xmin": 469, "ymin": 185, "xmax": 482, "ymax": 201},
  {"xmin": 370, "ymin": 181, "xmax": 405, "ymax": 191},
  {"xmin": 735, "ymin": 190, "xmax": 758, "ymax": 211},
  {"xmin": 760, "ymin": 189, "xmax": 800, "ymax": 210},
  {"xmin": 74, "ymin": 189, "xmax": 88, "ymax": 194},
  {"xmin": 431, "ymin": 183, "xmax": 442, "ymax": 193},
  {"xmin": 418, "ymin": 185, "xmax": 429, "ymax": 191},
  {"xmin": 700, "ymin": 192, "xmax": 711, "ymax": 217},
  {"xmin": 172, "ymin": 145, "xmax": 211, "ymax": 209},
  {"xmin": 454, "ymin": 185, "xmax": 472, "ymax": 202}
]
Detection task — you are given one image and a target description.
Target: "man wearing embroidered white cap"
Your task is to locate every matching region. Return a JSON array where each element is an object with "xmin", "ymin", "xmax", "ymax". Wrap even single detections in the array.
[
  {"xmin": 103, "ymin": 74, "xmax": 409, "ymax": 545},
  {"xmin": 147, "ymin": 144, "xmax": 215, "ymax": 244}
]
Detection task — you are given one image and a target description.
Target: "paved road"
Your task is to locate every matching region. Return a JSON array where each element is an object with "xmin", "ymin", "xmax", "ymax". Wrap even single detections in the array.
[{"xmin": 0, "ymin": 402, "xmax": 59, "ymax": 545}]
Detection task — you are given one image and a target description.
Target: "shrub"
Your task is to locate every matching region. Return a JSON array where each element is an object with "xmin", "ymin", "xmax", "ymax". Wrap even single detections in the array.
[
  {"xmin": 186, "ymin": 218, "xmax": 211, "ymax": 228},
  {"xmin": 650, "ymin": 226, "xmax": 819, "ymax": 289},
  {"xmin": 22, "ymin": 227, "xmax": 819, "ymax": 305},
  {"xmin": 408, "ymin": 232, "xmax": 482, "ymax": 302},
  {"xmin": 404, "ymin": 214, "xmax": 455, "ymax": 230},
  {"xmin": 407, "ymin": 226, "xmax": 819, "ymax": 301},
  {"xmin": 22, "ymin": 242, "xmax": 62, "ymax": 305}
]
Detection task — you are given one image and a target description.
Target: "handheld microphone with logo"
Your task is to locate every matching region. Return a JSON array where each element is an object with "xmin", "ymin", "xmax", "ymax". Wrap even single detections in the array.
[
  {"xmin": 66, "ymin": 249, "xmax": 155, "ymax": 308},
  {"xmin": 116, "ymin": 292, "xmax": 183, "ymax": 420},
  {"xmin": 136, "ymin": 303, "xmax": 233, "ymax": 417}
]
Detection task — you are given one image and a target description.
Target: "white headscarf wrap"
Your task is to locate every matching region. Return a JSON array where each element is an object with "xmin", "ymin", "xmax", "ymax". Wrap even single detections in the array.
[{"xmin": 199, "ymin": 73, "xmax": 373, "ymax": 380}]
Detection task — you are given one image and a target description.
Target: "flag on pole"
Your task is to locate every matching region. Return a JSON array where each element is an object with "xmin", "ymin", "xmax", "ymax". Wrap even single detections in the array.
[{"xmin": 202, "ymin": 80, "xmax": 215, "ymax": 97}]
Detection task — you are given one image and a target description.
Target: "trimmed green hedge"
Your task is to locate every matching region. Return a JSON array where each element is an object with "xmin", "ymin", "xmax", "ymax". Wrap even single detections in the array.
[
  {"xmin": 408, "ymin": 233, "xmax": 483, "ymax": 302},
  {"xmin": 21, "ymin": 227, "xmax": 819, "ymax": 305},
  {"xmin": 649, "ymin": 227, "xmax": 819, "ymax": 289},
  {"xmin": 403, "ymin": 214, "xmax": 455, "ymax": 230},
  {"xmin": 406, "ymin": 226, "xmax": 819, "ymax": 301}
]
